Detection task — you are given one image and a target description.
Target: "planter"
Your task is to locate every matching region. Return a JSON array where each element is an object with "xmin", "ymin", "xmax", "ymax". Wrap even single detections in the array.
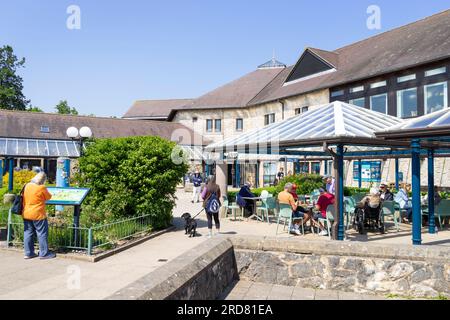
[
  {"xmin": 0, "ymin": 227, "xmax": 7, "ymax": 241},
  {"xmin": 3, "ymin": 194, "xmax": 15, "ymax": 205}
]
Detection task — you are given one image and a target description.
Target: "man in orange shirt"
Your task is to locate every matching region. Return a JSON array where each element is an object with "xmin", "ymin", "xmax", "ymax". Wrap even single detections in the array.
[
  {"xmin": 278, "ymin": 183, "xmax": 303, "ymax": 235},
  {"xmin": 22, "ymin": 172, "xmax": 55, "ymax": 259}
]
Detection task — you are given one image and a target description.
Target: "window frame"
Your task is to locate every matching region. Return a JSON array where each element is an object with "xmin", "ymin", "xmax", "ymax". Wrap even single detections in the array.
[
  {"xmin": 264, "ymin": 113, "xmax": 275, "ymax": 126},
  {"xmin": 425, "ymin": 67, "xmax": 447, "ymax": 77},
  {"xmin": 370, "ymin": 93, "xmax": 388, "ymax": 114},
  {"xmin": 396, "ymin": 87, "xmax": 418, "ymax": 118},
  {"xmin": 349, "ymin": 97, "xmax": 366, "ymax": 108},
  {"xmin": 235, "ymin": 118, "xmax": 243, "ymax": 131},
  {"xmin": 424, "ymin": 81, "xmax": 448, "ymax": 114},
  {"xmin": 397, "ymin": 74, "xmax": 416, "ymax": 83},
  {"xmin": 206, "ymin": 119, "xmax": 213, "ymax": 132},
  {"xmin": 40, "ymin": 126, "xmax": 50, "ymax": 133},
  {"xmin": 370, "ymin": 80, "xmax": 387, "ymax": 89},
  {"xmin": 214, "ymin": 119, "xmax": 222, "ymax": 133}
]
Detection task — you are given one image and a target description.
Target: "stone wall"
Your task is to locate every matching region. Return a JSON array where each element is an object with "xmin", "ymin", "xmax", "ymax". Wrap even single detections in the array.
[
  {"xmin": 107, "ymin": 238, "xmax": 238, "ymax": 300},
  {"xmin": 230, "ymin": 236, "xmax": 450, "ymax": 298}
]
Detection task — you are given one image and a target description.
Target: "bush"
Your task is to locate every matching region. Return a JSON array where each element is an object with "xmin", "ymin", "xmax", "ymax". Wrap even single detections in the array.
[
  {"xmin": 2, "ymin": 170, "xmax": 35, "ymax": 189},
  {"xmin": 76, "ymin": 136, "xmax": 188, "ymax": 230},
  {"xmin": 275, "ymin": 174, "xmax": 324, "ymax": 195}
]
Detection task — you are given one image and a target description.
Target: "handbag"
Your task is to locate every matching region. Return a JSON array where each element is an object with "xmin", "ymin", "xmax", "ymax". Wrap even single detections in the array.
[{"xmin": 11, "ymin": 184, "xmax": 27, "ymax": 215}]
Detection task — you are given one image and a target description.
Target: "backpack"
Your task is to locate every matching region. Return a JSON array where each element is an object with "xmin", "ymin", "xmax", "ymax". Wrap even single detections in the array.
[
  {"xmin": 11, "ymin": 184, "xmax": 27, "ymax": 215},
  {"xmin": 206, "ymin": 191, "xmax": 220, "ymax": 214}
]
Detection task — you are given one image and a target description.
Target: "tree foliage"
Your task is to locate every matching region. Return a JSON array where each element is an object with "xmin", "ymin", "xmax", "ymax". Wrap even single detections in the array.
[
  {"xmin": 55, "ymin": 100, "xmax": 78, "ymax": 115},
  {"xmin": 0, "ymin": 45, "xmax": 29, "ymax": 110},
  {"xmin": 76, "ymin": 136, "xmax": 188, "ymax": 229},
  {"xmin": 27, "ymin": 106, "xmax": 43, "ymax": 112}
]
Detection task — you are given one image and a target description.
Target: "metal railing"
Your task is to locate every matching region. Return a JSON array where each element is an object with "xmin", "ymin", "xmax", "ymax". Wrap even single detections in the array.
[{"xmin": 6, "ymin": 211, "xmax": 153, "ymax": 255}]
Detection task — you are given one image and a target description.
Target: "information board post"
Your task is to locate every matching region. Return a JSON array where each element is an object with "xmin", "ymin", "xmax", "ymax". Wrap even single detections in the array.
[
  {"xmin": 45, "ymin": 187, "xmax": 90, "ymax": 249},
  {"xmin": 56, "ymin": 158, "xmax": 71, "ymax": 212}
]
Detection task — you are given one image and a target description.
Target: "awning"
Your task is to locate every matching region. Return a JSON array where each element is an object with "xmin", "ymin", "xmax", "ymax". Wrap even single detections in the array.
[{"xmin": 0, "ymin": 138, "xmax": 80, "ymax": 158}]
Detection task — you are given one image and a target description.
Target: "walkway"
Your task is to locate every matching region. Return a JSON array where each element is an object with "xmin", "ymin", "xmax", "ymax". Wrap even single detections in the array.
[{"xmin": 0, "ymin": 189, "xmax": 448, "ymax": 299}]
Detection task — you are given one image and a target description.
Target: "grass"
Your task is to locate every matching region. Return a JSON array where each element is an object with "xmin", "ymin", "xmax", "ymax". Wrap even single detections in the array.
[{"xmin": 386, "ymin": 293, "xmax": 448, "ymax": 300}]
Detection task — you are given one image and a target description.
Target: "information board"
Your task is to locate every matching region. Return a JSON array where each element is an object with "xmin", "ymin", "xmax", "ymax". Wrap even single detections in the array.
[
  {"xmin": 353, "ymin": 161, "xmax": 382, "ymax": 182},
  {"xmin": 46, "ymin": 187, "xmax": 90, "ymax": 206}
]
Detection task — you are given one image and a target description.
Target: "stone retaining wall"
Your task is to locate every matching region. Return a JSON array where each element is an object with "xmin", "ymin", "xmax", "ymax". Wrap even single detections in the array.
[
  {"xmin": 231, "ymin": 236, "xmax": 450, "ymax": 298},
  {"xmin": 107, "ymin": 238, "xmax": 238, "ymax": 300}
]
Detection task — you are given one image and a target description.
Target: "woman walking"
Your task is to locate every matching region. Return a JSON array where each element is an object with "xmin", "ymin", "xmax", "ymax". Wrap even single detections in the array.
[
  {"xmin": 201, "ymin": 175, "xmax": 221, "ymax": 238},
  {"xmin": 22, "ymin": 172, "xmax": 55, "ymax": 259}
]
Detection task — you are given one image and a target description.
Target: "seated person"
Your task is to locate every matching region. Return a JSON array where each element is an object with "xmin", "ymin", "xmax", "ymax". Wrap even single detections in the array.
[
  {"xmin": 278, "ymin": 183, "xmax": 303, "ymax": 235},
  {"xmin": 289, "ymin": 183, "xmax": 312, "ymax": 229},
  {"xmin": 359, "ymin": 187, "xmax": 381, "ymax": 209},
  {"xmin": 379, "ymin": 183, "xmax": 394, "ymax": 201},
  {"xmin": 395, "ymin": 184, "xmax": 412, "ymax": 222},
  {"xmin": 237, "ymin": 182, "xmax": 255, "ymax": 217},
  {"xmin": 312, "ymin": 188, "xmax": 335, "ymax": 236}
]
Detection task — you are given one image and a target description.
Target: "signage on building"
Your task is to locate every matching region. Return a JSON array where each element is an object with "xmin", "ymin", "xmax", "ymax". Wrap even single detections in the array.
[
  {"xmin": 225, "ymin": 152, "xmax": 239, "ymax": 159},
  {"xmin": 353, "ymin": 161, "xmax": 382, "ymax": 182}
]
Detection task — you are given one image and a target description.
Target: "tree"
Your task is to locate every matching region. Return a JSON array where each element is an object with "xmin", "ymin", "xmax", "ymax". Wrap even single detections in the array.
[
  {"xmin": 0, "ymin": 45, "xmax": 30, "ymax": 110},
  {"xmin": 55, "ymin": 100, "xmax": 78, "ymax": 115},
  {"xmin": 27, "ymin": 106, "xmax": 43, "ymax": 112},
  {"xmin": 77, "ymin": 136, "xmax": 188, "ymax": 229}
]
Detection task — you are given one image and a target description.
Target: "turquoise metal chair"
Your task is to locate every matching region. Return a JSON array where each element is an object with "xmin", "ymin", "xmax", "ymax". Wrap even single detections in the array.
[
  {"xmin": 317, "ymin": 204, "xmax": 333, "ymax": 240},
  {"xmin": 344, "ymin": 197, "xmax": 356, "ymax": 230},
  {"xmin": 276, "ymin": 203, "xmax": 304, "ymax": 236},
  {"xmin": 256, "ymin": 198, "xmax": 269, "ymax": 222},
  {"xmin": 222, "ymin": 197, "xmax": 244, "ymax": 221},
  {"xmin": 381, "ymin": 200, "xmax": 400, "ymax": 232},
  {"xmin": 265, "ymin": 197, "xmax": 278, "ymax": 223}
]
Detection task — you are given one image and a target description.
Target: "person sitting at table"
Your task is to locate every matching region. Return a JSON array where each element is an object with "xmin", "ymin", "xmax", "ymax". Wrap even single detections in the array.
[
  {"xmin": 312, "ymin": 188, "xmax": 335, "ymax": 236},
  {"xmin": 289, "ymin": 183, "xmax": 312, "ymax": 231},
  {"xmin": 236, "ymin": 182, "xmax": 255, "ymax": 217},
  {"xmin": 379, "ymin": 183, "xmax": 394, "ymax": 201},
  {"xmin": 278, "ymin": 183, "xmax": 302, "ymax": 235},
  {"xmin": 394, "ymin": 183, "xmax": 413, "ymax": 223},
  {"xmin": 359, "ymin": 187, "xmax": 381, "ymax": 209}
]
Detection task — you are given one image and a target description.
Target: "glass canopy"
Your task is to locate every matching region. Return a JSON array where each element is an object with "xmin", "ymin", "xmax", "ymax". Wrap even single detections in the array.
[
  {"xmin": 206, "ymin": 101, "xmax": 404, "ymax": 152},
  {"xmin": 0, "ymin": 138, "xmax": 80, "ymax": 157}
]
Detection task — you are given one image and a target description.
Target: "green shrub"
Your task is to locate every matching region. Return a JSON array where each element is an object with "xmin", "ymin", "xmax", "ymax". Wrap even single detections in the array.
[
  {"xmin": 76, "ymin": 136, "xmax": 188, "ymax": 230},
  {"xmin": 275, "ymin": 174, "xmax": 324, "ymax": 195},
  {"xmin": 2, "ymin": 170, "xmax": 35, "ymax": 188}
]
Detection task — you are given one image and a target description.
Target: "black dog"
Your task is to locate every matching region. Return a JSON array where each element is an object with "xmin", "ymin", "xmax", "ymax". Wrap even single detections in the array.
[{"xmin": 181, "ymin": 212, "xmax": 197, "ymax": 237}]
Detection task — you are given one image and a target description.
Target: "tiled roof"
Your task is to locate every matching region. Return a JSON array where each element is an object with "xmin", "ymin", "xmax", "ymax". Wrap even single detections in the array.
[
  {"xmin": 123, "ymin": 99, "xmax": 193, "ymax": 119},
  {"xmin": 0, "ymin": 110, "xmax": 208, "ymax": 145}
]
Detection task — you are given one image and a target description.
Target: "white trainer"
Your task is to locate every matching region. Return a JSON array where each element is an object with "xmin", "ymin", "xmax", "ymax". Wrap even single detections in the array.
[{"xmin": 319, "ymin": 230, "xmax": 328, "ymax": 236}]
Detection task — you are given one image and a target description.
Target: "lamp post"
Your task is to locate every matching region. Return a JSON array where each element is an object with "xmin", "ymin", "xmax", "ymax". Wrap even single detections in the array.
[{"xmin": 66, "ymin": 126, "xmax": 92, "ymax": 247}]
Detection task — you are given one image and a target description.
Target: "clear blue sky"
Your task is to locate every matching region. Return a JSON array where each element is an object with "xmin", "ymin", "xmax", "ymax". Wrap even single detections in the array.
[{"xmin": 1, "ymin": 0, "xmax": 448, "ymax": 117}]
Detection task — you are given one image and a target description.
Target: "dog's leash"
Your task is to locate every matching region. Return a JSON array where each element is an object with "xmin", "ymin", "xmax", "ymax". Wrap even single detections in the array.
[{"xmin": 191, "ymin": 208, "xmax": 205, "ymax": 220}]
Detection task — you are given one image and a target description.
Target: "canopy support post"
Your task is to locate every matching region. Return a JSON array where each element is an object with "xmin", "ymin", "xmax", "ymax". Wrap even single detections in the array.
[
  {"xmin": 357, "ymin": 159, "xmax": 362, "ymax": 189},
  {"xmin": 255, "ymin": 160, "xmax": 260, "ymax": 188},
  {"xmin": 427, "ymin": 149, "xmax": 436, "ymax": 234},
  {"xmin": 8, "ymin": 158, "xmax": 14, "ymax": 192},
  {"xmin": 235, "ymin": 160, "xmax": 240, "ymax": 188},
  {"xmin": 334, "ymin": 144, "xmax": 345, "ymax": 241},
  {"xmin": 411, "ymin": 139, "xmax": 422, "ymax": 245},
  {"xmin": 395, "ymin": 158, "xmax": 400, "ymax": 191}
]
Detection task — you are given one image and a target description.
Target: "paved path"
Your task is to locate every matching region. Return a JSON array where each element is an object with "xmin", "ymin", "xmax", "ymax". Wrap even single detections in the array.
[
  {"xmin": 222, "ymin": 280, "xmax": 398, "ymax": 300},
  {"xmin": 0, "ymin": 189, "xmax": 448, "ymax": 299}
]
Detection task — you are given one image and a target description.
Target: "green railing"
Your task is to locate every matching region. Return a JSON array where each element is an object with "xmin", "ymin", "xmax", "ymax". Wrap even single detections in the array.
[{"xmin": 6, "ymin": 211, "xmax": 153, "ymax": 255}]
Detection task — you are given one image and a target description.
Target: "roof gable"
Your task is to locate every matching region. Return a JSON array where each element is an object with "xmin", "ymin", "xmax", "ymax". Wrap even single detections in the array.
[{"xmin": 285, "ymin": 48, "xmax": 336, "ymax": 84}]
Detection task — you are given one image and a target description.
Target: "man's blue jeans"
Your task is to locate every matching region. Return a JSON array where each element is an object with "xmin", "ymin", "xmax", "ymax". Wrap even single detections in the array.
[{"xmin": 23, "ymin": 219, "xmax": 49, "ymax": 257}]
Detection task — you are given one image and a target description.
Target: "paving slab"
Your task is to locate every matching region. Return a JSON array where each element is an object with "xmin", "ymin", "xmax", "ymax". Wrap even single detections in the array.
[{"xmin": 292, "ymin": 287, "xmax": 315, "ymax": 300}]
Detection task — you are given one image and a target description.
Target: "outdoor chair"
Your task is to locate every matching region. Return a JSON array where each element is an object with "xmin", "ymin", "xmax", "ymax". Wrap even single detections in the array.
[
  {"xmin": 352, "ymin": 193, "xmax": 366, "ymax": 204},
  {"xmin": 265, "ymin": 196, "xmax": 278, "ymax": 223},
  {"xmin": 422, "ymin": 199, "xmax": 450, "ymax": 230},
  {"xmin": 222, "ymin": 197, "xmax": 244, "ymax": 221},
  {"xmin": 317, "ymin": 204, "xmax": 333, "ymax": 240},
  {"xmin": 276, "ymin": 203, "xmax": 304, "ymax": 236},
  {"xmin": 256, "ymin": 197, "xmax": 269, "ymax": 222},
  {"xmin": 381, "ymin": 200, "xmax": 400, "ymax": 232},
  {"xmin": 344, "ymin": 197, "xmax": 356, "ymax": 230}
]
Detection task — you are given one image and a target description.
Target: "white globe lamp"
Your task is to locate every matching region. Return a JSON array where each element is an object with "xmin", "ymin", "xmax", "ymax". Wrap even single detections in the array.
[
  {"xmin": 66, "ymin": 127, "xmax": 79, "ymax": 138},
  {"xmin": 79, "ymin": 127, "xmax": 92, "ymax": 138}
]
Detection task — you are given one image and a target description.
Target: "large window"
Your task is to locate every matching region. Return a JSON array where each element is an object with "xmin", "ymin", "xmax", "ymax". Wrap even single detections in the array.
[
  {"xmin": 397, "ymin": 88, "xmax": 418, "ymax": 118},
  {"xmin": 424, "ymin": 82, "xmax": 448, "ymax": 114},
  {"xmin": 264, "ymin": 113, "xmax": 275, "ymax": 126},
  {"xmin": 206, "ymin": 119, "xmax": 213, "ymax": 132},
  {"xmin": 370, "ymin": 93, "xmax": 388, "ymax": 114},
  {"xmin": 214, "ymin": 119, "xmax": 222, "ymax": 132},
  {"xmin": 349, "ymin": 97, "xmax": 365, "ymax": 108},
  {"xmin": 236, "ymin": 118, "xmax": 243, "ymax": 131},
  {"xmin": 263, "ymin": 162, "xmax": 277, "ymax": 186},
  {"xmin": 311, "ymin": 162, "xmax": 321, "ymax": 174},
  {"xmin": 331, "ymin": 89, "xmax": 344, "ymax": 97}
]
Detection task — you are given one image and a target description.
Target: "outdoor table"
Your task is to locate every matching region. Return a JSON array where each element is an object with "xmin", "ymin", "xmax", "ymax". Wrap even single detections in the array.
[{"xmin": 241, "ymin": 196, "xmax": 263, "ymax": 221}]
